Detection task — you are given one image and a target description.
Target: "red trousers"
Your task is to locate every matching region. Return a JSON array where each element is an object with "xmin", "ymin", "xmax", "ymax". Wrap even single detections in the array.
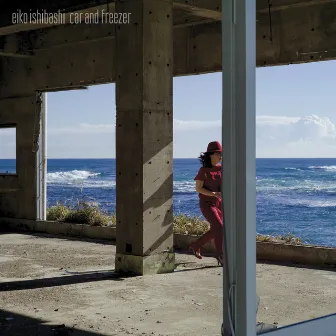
[{"xmin": 193, "ymin": 197, "xmax": 223, "ymax": 256}]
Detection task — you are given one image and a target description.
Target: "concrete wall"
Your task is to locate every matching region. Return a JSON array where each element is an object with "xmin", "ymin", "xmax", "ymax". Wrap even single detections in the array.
[{"xmin": 0, "ymin": 95, "xmax": 41, "ymax": 219}]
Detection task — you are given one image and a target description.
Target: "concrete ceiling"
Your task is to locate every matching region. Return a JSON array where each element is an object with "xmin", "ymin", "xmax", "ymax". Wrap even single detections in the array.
[
  {"xmin": 1, "ymin": 0, "xmax": 335, "ymax": 35},
  {"xmin": 0, "ymin": 0, "xmax": 220, "ymax": 37},
  {"xmin": 1, "ymin": 0, "xmax": 336, "ymax": 97},
  {"xmin": 1, "ymin": 0, "xmax": 336, "ymax": 60}
]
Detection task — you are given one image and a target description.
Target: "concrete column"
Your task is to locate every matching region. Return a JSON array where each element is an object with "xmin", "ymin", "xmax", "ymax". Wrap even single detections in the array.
[{"xmin": 115, "ymin": 0, "xmax": 174, "ymax": 275}]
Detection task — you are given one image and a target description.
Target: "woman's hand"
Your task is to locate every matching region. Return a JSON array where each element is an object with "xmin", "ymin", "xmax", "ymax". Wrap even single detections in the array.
[{"xmin": 213, "ymin": 192, "xmax": 222, "ymax": 198}]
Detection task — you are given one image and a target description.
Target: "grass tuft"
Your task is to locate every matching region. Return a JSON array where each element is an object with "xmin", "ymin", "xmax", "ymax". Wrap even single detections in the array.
[
  {"xmin": 47, "ymin": 201, "xmax": 112, "ymax": 227},
  {"xmin": 256, "ymin": 233, "xmax": 305, "ymax": 245},
  {"xmin": 173, "ymin": 214, "xmax": 209, "ymax": 235},
  {"xmin": 47, "ymin": 202, "xmax": 71, "ymax": 222}
]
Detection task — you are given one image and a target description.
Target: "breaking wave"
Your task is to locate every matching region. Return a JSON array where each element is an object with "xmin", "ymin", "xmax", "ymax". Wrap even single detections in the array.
[
  {"xmin": 47, "ymin": 170, "xmax": 100, "ymax": 184},
  {"xmin": 308, "ymin": 165, "xmax": 336, "ymax": 171},
  {"xmin": 47, "ymin": 170, "xmax": 196, "ymax": 192},
  {"xmin": 285, "ymin": 198, "xmax": 336, "ymax": 208},
  {"xmin": 173, "ymin": 181, "xmax": 195, "ymax": 193}
]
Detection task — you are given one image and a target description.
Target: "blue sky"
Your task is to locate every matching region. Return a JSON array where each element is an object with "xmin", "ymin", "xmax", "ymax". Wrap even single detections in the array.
[{"xmin": 1, "ymin": 60, "xmax": 336, "ymax": 158}]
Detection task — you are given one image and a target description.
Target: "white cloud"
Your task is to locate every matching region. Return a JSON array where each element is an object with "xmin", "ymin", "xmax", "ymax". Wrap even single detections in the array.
[
  {"xmin": 261, "ymin": 115, "xmax": 335, "ymax": 138},
  {"xmin": 257, "ymin": 115, "xmax": 336, "ymax": 140},
  {"xmin": 256, "ymin": 116, "xmax": 301, "ymax": 125},
  {"xmin": 49, "ymin": 119, "xmax": 220, "ymax": 135},
  {"xmin": 49, "ymin": 123, "xmax": 115, "ymax": 135},
  {"xmin": 174, "ymin": 114, "xmax": 336, "ymax": 157},
  {"xmin": 256, "ymin": 115, "xmax": 336, "ymax": 157},
  {"xmin": 173, "ymin": 119, "xmax": 220, "ymax": 131}
]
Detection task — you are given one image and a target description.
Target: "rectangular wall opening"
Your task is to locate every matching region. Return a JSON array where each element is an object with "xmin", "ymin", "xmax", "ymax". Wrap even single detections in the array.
[
  {"xmin": 46, "ymin": 84, "xmax": 115, "ymax": 221},
  {"xmin": 0, "ymin": 125, "xmax": 16, "ymax": 174}
]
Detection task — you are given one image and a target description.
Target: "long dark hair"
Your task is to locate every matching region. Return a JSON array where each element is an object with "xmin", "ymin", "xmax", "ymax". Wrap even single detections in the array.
[{"xmin": 198, "ymin": 152, "xmax": 214, "ymax": 168}]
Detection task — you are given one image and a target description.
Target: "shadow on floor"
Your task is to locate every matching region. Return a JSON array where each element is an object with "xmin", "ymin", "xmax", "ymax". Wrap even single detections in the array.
[
  {"xmin": 174, "ymin": 265, "xmax": 220, "ymax": 273},
  {"xmin": 0, "ymin": 270, "xmax": 126, "ymax": 292},
  {"xmin": 0, "ymin": 309, "xmax": 108, "ymax": 336}
]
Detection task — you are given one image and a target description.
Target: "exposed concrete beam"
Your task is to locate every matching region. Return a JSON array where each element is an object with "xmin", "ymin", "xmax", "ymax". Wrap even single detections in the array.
[
  {"xmin": 257, "ymin": 0, "xmax": 336, "ymax": 13},
  {"xmin": 0, "ymin": 0, "xmax": 333, "ymax": 39},
  {"xmin": 257, "ymin": 3, "xmax": 336, "ymax": 65},
  {"xmin": 172, "ymin": 0, "xmax": 336, "ymax": 17},
  {"xmin": 41, "ymin": 86, "xmax": 88, "ymax": 92},
  {"xmin": 0, "ymin": 16, "xmax": 215, "ymax": 57},
  {"xmin": 173, "ymin": 0, "xmax": 221, "ymax": 20},
  {"xmin": 173, "ymin": 0, "xmax": 336, "ymax": 16},
  {"xmin": 0, "ymin": 3, "xmax": 116, "ymax": 36},
  {"xmin": 0, "ymin": 0, "xmax": 220, "ymax": 36},
  {"xmin": 0, "ymin": 1, "xmax": 114, "ymax": 26},
  {"xmin": 0, "ymin": 50, "xmax": 31, "ymax": 58}
]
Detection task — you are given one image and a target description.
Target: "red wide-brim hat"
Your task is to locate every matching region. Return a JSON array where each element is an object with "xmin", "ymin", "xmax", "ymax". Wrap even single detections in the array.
[{"xmin": 205, "ymin": 141, "xmax": 222, "ymax": 153}]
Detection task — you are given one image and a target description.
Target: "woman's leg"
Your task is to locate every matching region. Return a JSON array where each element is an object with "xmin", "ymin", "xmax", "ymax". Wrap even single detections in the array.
[
  {"xmin": 191, "ymin": 203, "xmax": 223, "ymax": 256},
  {"xmin": 190, "ymin": 229, "xmax": 215, "ymax": 251},
  {"xmin": 211, "ymin": 206, "xmax": 223, "ymax": 258}
]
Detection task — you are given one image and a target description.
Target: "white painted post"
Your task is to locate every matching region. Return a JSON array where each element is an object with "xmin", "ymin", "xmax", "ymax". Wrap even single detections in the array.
[
  {"xmin": 222, "ymin": 0, "xmax": 257, "ymax": 336},
  {"xmin": 42, "ymin": 92, "xmax": 47, "ymax": 220},
  {"xmin": 36, "ymin": 92, "xmax": 47, "ymax": 221}
]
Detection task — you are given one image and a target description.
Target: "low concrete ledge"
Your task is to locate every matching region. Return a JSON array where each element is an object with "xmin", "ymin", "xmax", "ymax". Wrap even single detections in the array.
[
  {"xmin": 1, "ymin": 218, "xmax": 335, "ymax": 268},
  {"xmin": 256, "ymin": 241, "xmax": 336, "ymax": 267},
  {"xmin": 174, "ymin": 234, "xmax": 336, "ymax": 267},
  {"xmin": 0, "ymin": 218, "xmax": 117, "ymax": 240}
]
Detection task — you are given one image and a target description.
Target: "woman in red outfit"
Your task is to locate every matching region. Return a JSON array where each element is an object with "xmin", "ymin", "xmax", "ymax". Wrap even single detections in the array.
[{"xmin": 189, "ymin": 141, "xmax": 223, "ymax": 266}]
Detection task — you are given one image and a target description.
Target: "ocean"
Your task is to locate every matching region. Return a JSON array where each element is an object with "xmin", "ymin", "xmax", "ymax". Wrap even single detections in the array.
[{"xmin": 0, "ymin": 158, "xmax": 335, "ymax": 247}]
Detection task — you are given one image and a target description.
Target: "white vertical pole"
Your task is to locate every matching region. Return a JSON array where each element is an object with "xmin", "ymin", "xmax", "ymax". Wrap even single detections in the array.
[
  {"xmin": 35, "ymin": 93, "xmax": 42, "ymax": 220},
  {"xmin": 221, "ymin": 0, "xmax": 237, "ymax": 334},
  {"xmin": 222, "ymin": 1, "xmax": 256, "ymax": 336},
  {"xmin": 42, "ymin": 92, "xmax": 47, "ymax": 220}
]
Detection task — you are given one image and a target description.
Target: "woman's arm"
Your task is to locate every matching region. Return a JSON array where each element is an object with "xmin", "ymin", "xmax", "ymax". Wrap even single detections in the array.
[{"xmin": 195, "ymin": 180, "xmax": 221, "ymax": 198}]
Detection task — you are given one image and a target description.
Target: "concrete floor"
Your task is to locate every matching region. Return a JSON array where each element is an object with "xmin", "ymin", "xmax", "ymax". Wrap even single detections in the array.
[{"xmin": 0, "ymin": 233, "xmax": 335, "ymax": 336}]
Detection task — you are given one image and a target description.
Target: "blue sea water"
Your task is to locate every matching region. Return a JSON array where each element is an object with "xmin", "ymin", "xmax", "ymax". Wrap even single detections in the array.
[{"xmin": 1, "ymin": 158, "xmax": 335, "ymax": 247}]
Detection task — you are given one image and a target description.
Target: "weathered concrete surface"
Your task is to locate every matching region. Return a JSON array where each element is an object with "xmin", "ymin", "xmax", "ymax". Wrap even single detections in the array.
[
  {"xmin": 114, "ymin": 0, "xmax": 174, "ymax": 275},
  {"xmin": 0, "ymin": 96, "xmax": 42, "ymax": 219},
  {"xmin": 257, "ymin": 241, "xmax": 336, "ymax": 267},
  {"xmin": 0, "ymin": 233, "xmax": 335, "ymax": 336}
]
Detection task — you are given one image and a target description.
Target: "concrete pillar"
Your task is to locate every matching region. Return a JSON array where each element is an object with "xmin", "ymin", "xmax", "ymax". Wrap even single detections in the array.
[{"xmin": 115, "ymin": 0, "xmax": 175, "ymax": 275}]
